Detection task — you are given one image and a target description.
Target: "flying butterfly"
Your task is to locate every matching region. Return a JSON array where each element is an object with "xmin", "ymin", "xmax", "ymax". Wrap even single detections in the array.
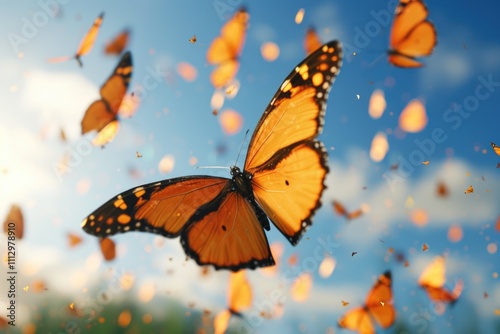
[
  {"xmin": 207, "ymin": 8, "xmax": 248, "ymax": 88},
  {"xmin": 82, "ymin": 41, "xmax": 343, "ymax": 271},
  {"xmin": 338, "ymin": 271, "xmax": 396, "ymax": 334},
  {"xmin": 104, "ymin": 29, "xmax": 130, "ymax": 55},
  {"xmin": 418, "ymin": 256, "xmax": 463, "ymax": 304},
  {"xmin": 332, "ymin": 200, "xmax": 363, "ymax": 221},
  {"xmin": 304, "ymin": 27, "xmax": 323, "ymax": 56},
  {"xmin": 388, "ymin": 0, "xmax": 437, "ymax": 68},
  {"xmin": 491, "ymin": 142, "xmax": 500, "ymax": 156},
  {"xmin": 49, "ymin": 12, "xmax": 104, "ymax": 67},
  {"xmin": 80, "ymin": 51, "xmax": 133, "ymax": 146}
]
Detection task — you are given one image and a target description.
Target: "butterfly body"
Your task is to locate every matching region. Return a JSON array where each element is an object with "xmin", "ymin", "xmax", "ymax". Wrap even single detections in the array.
[{"xmin": 83, "ymin": 41, "xmax": 342, "ymax": 271}]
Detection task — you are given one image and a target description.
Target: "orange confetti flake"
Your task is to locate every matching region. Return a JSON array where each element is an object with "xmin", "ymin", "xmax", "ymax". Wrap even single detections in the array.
[
  {"xmin": 399, "ymin": 99, "xmax": 428, "ymax": 133},
  {"xmin": 370, "ymin": 132, "xmax": 389, "ymax": 162},
  {"xmin": 261, "ymin": 42, "xmax": 280, "ymax": 62},
  {"xmin": 368, "ymin": 89, "xmax": 386, "ymax": 119},
  {"xmin": 219, "ymin": 109, "xmax": 243, "ymax": 135},
  {"xmin": 117, "ymin": 310, "xmax": 132, "ymax": 328}
]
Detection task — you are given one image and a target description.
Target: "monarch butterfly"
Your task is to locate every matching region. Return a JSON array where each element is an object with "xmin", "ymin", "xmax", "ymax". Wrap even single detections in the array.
[
  {"xmin": 104, "ymin": 29, "xmax": 130, "ymax": 55},
  {"xmin": 207, "ymin": 8, "xmax": 248, "ymax": 88},
  {"xmin": 491, "ymin": 142, "xmax": 500, "ymax": 156},
  {"xmin": 338, "ymin": 271, "xmax": 395, "ymax": 334},
  {"xmin": 418, "ymin": 256, "xmax": 463, "ymax": 304},
  {"xmin": 304, "ymin": 27, "xmax": 323, "ymax": 56},
  {"xmin": 48, "ymin": 12, "xmax": 104, "ymax": 67},
  {"xmin": 3, "ymin": 204, "xmax": 24, "ymax": 239},
  {"xmin": 388, "ymin": 0, "xmax": 437, "ymax": 68},
  {"xmin": 80, "ymin": 51, "xmax": 133, "ymax": 146},
  {"xmin": 332, "ymin": 200, "xmax": 363, "ymax": 221},
  {"xmin": 82, "ymin": 40, "xmax": 343, "ymax": 271}
]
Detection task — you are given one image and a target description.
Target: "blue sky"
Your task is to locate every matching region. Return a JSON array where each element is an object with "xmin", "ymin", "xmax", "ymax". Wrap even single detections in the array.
[{"xmin": 1, "ymin": 0, "xmax": 500, "ymax": 333}]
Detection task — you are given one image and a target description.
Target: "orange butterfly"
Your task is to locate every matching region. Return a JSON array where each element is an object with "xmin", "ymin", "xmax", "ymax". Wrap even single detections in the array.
[
  {"xmin": 338, "ymin": 271, "xmax": 396, "ymax": 334},
  {"xmin": 80, "ymin": 51, "xmax": 133, "ymax": 146},
  {"xmin": 388, "ymin": 0, "xmax": 437, "ymax": 68},
  {"xmin": 304, "ymin": 27, "xmax": 323, "ymax": 56},
  {"xmin": 207, "ymin": 8, "xmax": 249, "ymax": 88},
  {"xmin": 491, "ymin": 142, "xmax": 500, "ymax": 156},
  {"xmin": 104, "ymin": 29, "xmax": 130, "ymax": 55},
  {"xmin": 332, "ymin": 200, "xmax": 363, "ymax": 221},
  {"xmin": 418, "ymin": 256, "xmax": 463, "ymax": 304},
  {"xmin": 82, "ymin": 41, "xmax": 343, "ymax": 271},
  {"xmin": 49, "ymin": 12, "xmax": 104, "ymax": 67},
  {"xmin": 214, "ymin": 270, "xmax": 252, "ymax": 333},
  {"xmin": 3, "ymin": 204, "xmax": 24, "ymax": 239}
]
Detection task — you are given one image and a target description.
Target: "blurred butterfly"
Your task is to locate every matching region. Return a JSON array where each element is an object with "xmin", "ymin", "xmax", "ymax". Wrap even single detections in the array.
[
  {"xmin": 418, "ymin": 256, "xmax": 463, "ymax": 304},
  {"xmin": 49, "ymin": 12, "xmax": 104, "ymax": 67},
  {"xmin": 388, "ymin": 0, "xmax": 437, "ymax": 68},
  {"xmin": 82, "ymin": 41, "xmax": 343, "ymax": 271},
  {"xmin": 99, "ymin": 237, "xmax": 116, "ymax": 261},
  {"xmin": 464, "ymin": 185, "xmax": 474, "ymax": 194},
  {"xmin": 214, "ymin": 270, "xmax": 252, "ymax": 333},
  {"xmin": 332, "ymin": 200, "xmax": 363, "ymax": 221},
  {"xmin": 80, "ymin": 51, "xmax": 133, "ymax": 146},
  {"xmin": 338, "ymin": 271, "xmax": 396, "ymax": 334},
  {"xmin": 3, "ymin": 204, "xmax": 24, "ymax": 239},
  {"xmin": 491, "ymin": 142, "xmax": 500, "ymax": 156},
  {"xmin": 189, "ymin": 35, "xmax": 197, "ymax": 44},
  {"xmin": 304, "ymin": 26, "xmax": 322, "ymax": 56},
  {"xmin": 207, "ymin": 8, "xmax": 248, "ymax": 88},
  {"xmin": 104, "ymin": 29, "xmax": 130, "ymax": 55}
]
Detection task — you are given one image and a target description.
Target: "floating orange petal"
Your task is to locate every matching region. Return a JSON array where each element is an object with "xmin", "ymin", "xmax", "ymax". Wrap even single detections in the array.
[
  {"xmin": 68, "ymin": 233, "xmax": 83, "ymax": 248},
  {"xmin": 295, "ymin": 8, "xmax": 305, "ymax": 24},
  {"xmin": 176, "ymin": 62, "xmax": 198, "ymax": 82},
  {"xmin": 219, "ymin": 109, "xmax": 243, "ymax": 135},
  {"xmin": 117, "ymin": 310, "xmax": 132, "ymax": 328},
  {"xmin": 370, "ymin": 132, "xmax": 389, "ymax": 162},
  {"xmin": 3, "ymin": 204, "xmax": 24, "ymax": 239},
  {"xmin": 291, "ymin": 273, "xmax": 312, "ymax": 302},
  {"xmin": 399, "ymin": 99, "xmax": 427, "ymax": 133},
  {"xmin": 448, "ymin": 224, "xmax": 463, "ymax": 243},
  {"xmin": 100, "ymin": 237, "xmax": 116, "ymax": 261},
  {"xmin": 261, "ymin": 42, "xmax": 280, "ymax": 62},
  {"xmin": 368, "ymin": 89, "xmax": 386, "ymax": 119},
  {"xmin": 158, "ymin": 155, "xmax": 175, "ymax": 174}
]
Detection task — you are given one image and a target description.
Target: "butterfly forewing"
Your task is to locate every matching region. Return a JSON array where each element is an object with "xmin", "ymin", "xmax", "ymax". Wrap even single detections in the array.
[
  {"xmin": 81, "ymin": 176, "xmax": 229, "ymax": 238},
  {"xmin": 390, "ymin": 1, "xmax": 428, "ymax": 47},
  {"xmin": 77, "ymin": 12, "xmax": 104, "ymax": 58},
  {"xmin": 338, "ymin": 307, "xmax": 376, "ymax": 334},
  {"xmin": 245, "ymin": 41, "xmax": 342, "ymax": 244},
  {"xmin": 394, "ymin": 22, "xmax": 436, "ymax": 57},
  {"xmin": 365, "ymin": 271, "xmax": 395, "ymax": 328},
  {"xmin": 181, "ymin": 188, "xmax": 274, "ymax": 270}
]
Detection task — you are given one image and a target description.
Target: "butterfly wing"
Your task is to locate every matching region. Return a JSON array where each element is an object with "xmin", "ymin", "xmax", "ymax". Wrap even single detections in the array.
[
  {"xmin": 207, "ymin": 8, "xmax": 248, "ymax": 88},
  {"xmin": 104, "ymin": 29, "xmax": 130, "ymax": 55},
  {"xmin": 3, "ymin": 204, "xmax": 24, "ymax": 239},
  {"xmin": 388, "ymin": 0, "xmax": 436, "ymax": 68},
  {"xmin": 365, "ymin": 271, "xmax": 396, "ymax": 329},
  {"xmin": 338, "ymin": 307, "xmax": 375, "ymax": 334},
  {"xmin": 304, "ymin": 27, "xmax": 322, "ymax": 55},
  {"xmin": 491, "ymin": 142, "xmax": 500, "ymax": 156},
  {"xmin": 75, "ymin": 12, "xmax": 104, "ymax": 65},
  {"xmin": 418, "ymin": 256, "xmax": 446, "ymax": 288},
  {"xmin": 228, "ymin": 270, "xmax": 253, "ymax": 314},
  {"xmin": 80, "ymin": 51, "xmax": 132, "ymax": 135},
  {"xmin": 244, "ymin": 41, "xmax": 342, "ymax": 244}
]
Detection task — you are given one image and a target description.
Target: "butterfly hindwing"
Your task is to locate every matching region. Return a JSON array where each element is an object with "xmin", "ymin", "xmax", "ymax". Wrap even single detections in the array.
[{"xmin": 304, "ymin": 26, "xmax": 322, "ymax": 56}]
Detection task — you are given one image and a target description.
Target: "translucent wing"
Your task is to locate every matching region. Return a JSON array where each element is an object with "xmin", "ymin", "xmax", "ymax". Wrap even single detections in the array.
[
  {"xmin": 338, "ymin": 307, "xmax": 375, "ymax": 334},
  {"xmin": 304, "ymin": 27, "xmax": 322, "ymax": 55},
  {"xmin": 245, "ymin": 41, "xmax": 342, "ymax": 244}
]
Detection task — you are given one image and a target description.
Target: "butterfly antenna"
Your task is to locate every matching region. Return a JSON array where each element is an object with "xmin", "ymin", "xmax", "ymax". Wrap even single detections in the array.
[{"xmin": 234, "ymin": 129, "xmax": 250, "ymax": 167}]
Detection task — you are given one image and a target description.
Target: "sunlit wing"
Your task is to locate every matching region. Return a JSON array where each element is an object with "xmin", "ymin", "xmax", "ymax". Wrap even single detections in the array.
[
  {"xmin": 245, "ymin": 41, "xmax": 342, "ymax": 244},
  {"xmin": 332, "ymin": 200, "xmax": 348, "ymax": 216},
  {"xmin": 423, "ymin": 279, "xmax": 463, "ymax": 304},
  {"xmin": 338, "ymin": 307, "xmax": 375, "ymax": 334},
  {"xmin": 80, "ymin": 51, "xmax": 132, "ymax": 144},
  {"xmin": 418, "ymin": 256, "xmax": 446, "ymax": 288},
  {"xmin": 228, "ymin": 271, "xmax": 253, "ymax": 313},
  {"xmin": 365, "ymin": 271, "xmax": 395, "ymax": 329},
  {"xmin": 3, "ymin": 204, "xmax": 24, "ymax": 239},
  {"xmin": 304, "ymin": 27, "xmax": 322, "ymax": 55},
  {"xmin": 207, "ymin": 8, "xmax": 249, "ymax": 88},
  {"xmin": 104, "ymin": 29, "xmax": 130, "ymax": 55},
  {"xmin": 388, "ymin": 0, "xmax": 436, "ymax": 68},
  {"xmin": 182, "ymin": 187, "xmax": 274, "ymax": 270},
  {"xmin": 491, "ymin": 142, "xmax": 500, "ymax": 156}
]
